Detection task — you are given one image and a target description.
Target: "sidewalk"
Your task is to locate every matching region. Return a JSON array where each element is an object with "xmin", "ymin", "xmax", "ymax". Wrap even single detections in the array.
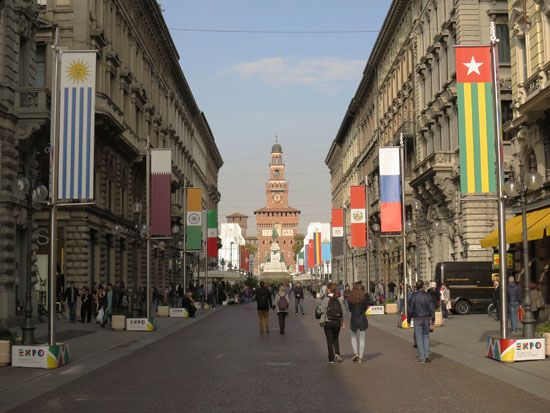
[
  {"xmin": 369, "ymin": 313, "xmax": 550, "ymax": 402},
  {"xmin": 0, "ymin": 308, "xmax": 222, "ymax": 413}
]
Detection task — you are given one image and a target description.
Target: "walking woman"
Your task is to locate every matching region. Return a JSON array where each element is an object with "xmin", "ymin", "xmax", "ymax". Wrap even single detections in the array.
[
  {"xmin": 318, "ymin": 283, "xmax": 347, "ymax": 363},
  {"xmin": 348, "ymin": 281, "xmax": 370, "ymax": 363},
  {"xmin": 274, "ymin": 285, "xmax": 290, "ymax": 334}
]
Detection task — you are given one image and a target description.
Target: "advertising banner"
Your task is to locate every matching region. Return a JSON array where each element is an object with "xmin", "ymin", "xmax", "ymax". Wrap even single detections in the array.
[
  {"xmin": 12, "ymin": 343, "xmax": 70, "ymax": 369},
  {"xmin": 126, "ymin": 318, "xmax": 154, "ymax": 331},
  {"xmin": 487, "ymin": 337, "xmax": 546, "ymax": 362}
]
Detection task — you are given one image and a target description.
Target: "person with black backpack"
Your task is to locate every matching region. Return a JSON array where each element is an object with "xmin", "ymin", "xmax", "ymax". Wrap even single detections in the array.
[
  {"xmin": 317, "ymin": 282, "xmax": 347, "ymax": 363},
  {"xmin": 254, "ymin": 281, "xmax": 273, "ymax": 334},
  {"xmin": 273, "ymin": 285, "xmax": 290, "ymax": 334}
]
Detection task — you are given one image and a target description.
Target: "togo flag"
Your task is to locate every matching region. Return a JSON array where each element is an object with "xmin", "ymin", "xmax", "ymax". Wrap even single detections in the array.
[
  {"xmin": 58, "ymin": 51, "xmax": 96, "ymax": 201},
  {"xmin": 186, "ymin": 188, "xmax": 202, "ymax": 250},
  {"xmin": 456, "ymin": 46, "xmax": 496, "ymax": 194}
]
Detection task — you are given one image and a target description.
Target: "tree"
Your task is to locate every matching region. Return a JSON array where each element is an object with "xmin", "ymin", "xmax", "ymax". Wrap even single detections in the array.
[
  {"xmin": 245, "ymin": 243, "xmax": 257, "ymax": 256},
  {"xmin": 292, "ymin": 233, "xmax": 305, "ymax": 255}
]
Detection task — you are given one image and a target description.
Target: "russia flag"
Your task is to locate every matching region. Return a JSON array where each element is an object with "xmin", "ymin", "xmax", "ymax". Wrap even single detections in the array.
[{"xmin": 379, "ymin": 147, "xmax": 402, "ymax": 232}]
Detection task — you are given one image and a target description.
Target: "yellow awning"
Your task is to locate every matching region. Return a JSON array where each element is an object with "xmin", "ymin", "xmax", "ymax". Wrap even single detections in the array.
[{"xmin": 480, "ymin": 207, "xmax": 550, "ymax": 248}]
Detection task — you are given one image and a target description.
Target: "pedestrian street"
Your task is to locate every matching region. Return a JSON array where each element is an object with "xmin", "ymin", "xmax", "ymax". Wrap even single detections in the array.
[{"xmin": 3, "ymin": 299, "xmax": 550, "ymax": 413}]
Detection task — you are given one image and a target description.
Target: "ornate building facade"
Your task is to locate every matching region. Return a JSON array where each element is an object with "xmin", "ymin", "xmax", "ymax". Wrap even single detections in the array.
[
  {"xmin": 254, "ymin": 143, "xmax": 300, "ymax": 275},
  {"xmin": 326, "ymin": 0, "xmax": 510, "ymax": 285},
  {"xmin": 0, "ymin": 0, "xmax": 223, "ymax": 327},
  {"xmin": 504, "ymin": 0, "xmax": 550, "ymax": 310}
]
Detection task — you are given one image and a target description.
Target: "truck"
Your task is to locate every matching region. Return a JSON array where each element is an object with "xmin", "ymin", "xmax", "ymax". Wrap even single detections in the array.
[{"xmin": 434, "ymin": 261, "xmax": 495, "ymax": 315}]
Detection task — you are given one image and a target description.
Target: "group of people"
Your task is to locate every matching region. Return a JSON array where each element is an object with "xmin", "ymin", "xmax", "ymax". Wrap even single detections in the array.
[
  {"xmin": 492, "ymin": 275, "xmax": 545, "ymax": 334},
  {"xmin": 61, "ymin": 281, "xmax": 130, "ymax": 327}
]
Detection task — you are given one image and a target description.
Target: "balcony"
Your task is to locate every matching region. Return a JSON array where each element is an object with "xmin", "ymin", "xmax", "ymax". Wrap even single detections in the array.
[
  {"xmin": 14, "ymin": 87, "xmax": 50, "ymax": 119},
  {"xmin": 519, "ymin": 61, "xmax": 550, "ymax": 113},
  {"xmin": 411, "ymin": 151, "xmax": 455, "ymax": 186}
]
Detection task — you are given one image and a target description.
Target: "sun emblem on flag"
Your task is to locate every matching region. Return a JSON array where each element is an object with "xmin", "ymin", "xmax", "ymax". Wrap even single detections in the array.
[
  {"xmin": 353, "ymin": 211, "xmax": 364, "ymax": 221},
  {"xmin": 66, "ymin": 59, "xmax": 90, "ymax": 83}
]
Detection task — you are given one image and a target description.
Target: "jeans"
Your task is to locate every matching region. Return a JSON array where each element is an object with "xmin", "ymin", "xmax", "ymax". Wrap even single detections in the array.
[
  {"xmin": 509, "ymin": 302, "xmax": 520, "ymax": 332},
  {"xmin": 351, "ymin": 329, "xmax": 366, "ymax": 359},
  {"xmin": 413, "ymin": 317, "xmax": 430, "ymax": 361},
  {"xmin": 277, "ymin": 312, "xmax": 287, "ymax": 333},
  {"xmin": 324, "ymin": 324, "xmax": 341, "ymax": 362},
  {"xmin": 258, "ymin": 310, "xmax": 269, "ymax": 333},
  {"xmin": 80, "ymin": 303, "xmax": 91, "ymax": 323},
  {"xmin": 295, "ymin": 298, "xmax": 304, "ymax": 314},
  {"xmin": 68, "ymin": 301, "xmax": 77, "ymax": 323},
  {"xmin": 398, "ymin": 299, "xmax": 405, "ymax": 313}
]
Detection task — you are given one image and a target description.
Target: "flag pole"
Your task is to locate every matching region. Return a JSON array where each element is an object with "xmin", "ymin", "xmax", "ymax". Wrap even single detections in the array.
[
  {"xmin": 365, "ymin": 177, "xmax": 371, "ymax": 289},
  {"xmin": 48, "ymin": 28, "xmax": 60, "ymax": 347},
  {"xmin": 182, "ymin": 184, "xmax": 187, "ymax": 294},
  {"xmin": 490, "ymin": 22, "xmax": 508, "ymax": 339},
  {"xmin": 204, "ymin": 210, "xmax": 208, "ymax": 306},
  {"xmin": 146, "ymin": 134, "xmax": 151, "ymax": 321},
  {"xmin": 400, "ymin": 133, "xmax": 408, "ymax": 319}
]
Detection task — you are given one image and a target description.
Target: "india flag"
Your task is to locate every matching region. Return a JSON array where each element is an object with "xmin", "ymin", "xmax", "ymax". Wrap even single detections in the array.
[
  {"xmin": 186, "ymin": 188, "xmax": 203, "ymax": 250},
  {"xmin": 456, "ymin": 46, "xmax": 496, "ymax": 194}
]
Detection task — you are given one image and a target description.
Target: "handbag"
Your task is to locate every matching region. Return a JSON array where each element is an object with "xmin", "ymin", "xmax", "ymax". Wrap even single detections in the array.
[
  {"xmin": 96, "ymin": 308, "xmax": 105, "ymax": 323},
  {"xmin": 315, "ymin": 304, "xmax": 323, "ymax": 320},
  {"xmin": 446, "ymin": 301, "xmax": 452, "ymax": 310}
]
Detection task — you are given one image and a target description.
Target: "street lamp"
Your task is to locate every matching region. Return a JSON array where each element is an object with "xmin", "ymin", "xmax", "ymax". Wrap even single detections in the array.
[
  {"xmin": 230, "ymin": 241, "xmax": 235, "ymax": 271},
  {"xmin": 503, "ymin": 153, "xmax": 543, "ymax": 338},
  {"xmin": 171, "ymin": 224, "xmax": 180, "ymax": 304},
  {"xmin": 15, "ymin": 175, "xmax": 48, "ymax": 345}
]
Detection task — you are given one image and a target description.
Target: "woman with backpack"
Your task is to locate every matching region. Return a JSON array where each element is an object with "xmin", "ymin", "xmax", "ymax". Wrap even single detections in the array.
[
  {"xmin": 273, "ymin": 285, "xmax": 290, "ymax": 334},
  {"xmin": 317, "ymin": 283, "xmax": 347, "ymax": 363},
  {"xmin": 348, "ymin": 281, "xmax": 370, "ymax": 363}
]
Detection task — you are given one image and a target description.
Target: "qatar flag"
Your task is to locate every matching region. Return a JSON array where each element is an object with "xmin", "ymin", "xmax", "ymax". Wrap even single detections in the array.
[{"xmin": 150, "ymin": 150, "xmax": 171, "ymax": 237}]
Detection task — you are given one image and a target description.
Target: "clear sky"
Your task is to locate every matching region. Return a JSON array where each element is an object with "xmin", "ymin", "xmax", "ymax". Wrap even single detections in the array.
[{"xmin": 161, "ymin": 0, "xmax": 392, "ymax": 235}]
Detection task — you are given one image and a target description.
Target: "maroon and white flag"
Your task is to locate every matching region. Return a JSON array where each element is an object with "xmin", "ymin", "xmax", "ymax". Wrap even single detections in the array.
[{"xmin": 151, "ymin": 149, "xmax": 171, "ymax": 237}]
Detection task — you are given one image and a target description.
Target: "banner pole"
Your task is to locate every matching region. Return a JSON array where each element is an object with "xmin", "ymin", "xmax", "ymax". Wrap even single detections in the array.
[
  {"xmin": 146, "ymin": 134, "xmax": 151, "ymax": 321},
  {"xmin": 490, "ymin": 22, "xmax": 508, "ymax": 339},
  {"xmin": 400, "ymin": 134, "xmax": 408, "ymax": 319},
  {"xmin": 48, "ymin": 28, "xmax": 60, "ymax": 347},
  {"xmin": 182, "ymin": 185, "xmax": 187, "ymax": 294},
  {"xmin": 365, "ymin": 177, "xmax": 371, "ymax": 288}
]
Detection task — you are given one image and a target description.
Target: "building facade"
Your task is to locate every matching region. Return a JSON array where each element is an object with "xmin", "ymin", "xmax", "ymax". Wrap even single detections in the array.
[
  {"xmin": 326, "ymin": 0, "xmax": 511, "ymax": 287},
  {"xmin": 254, "ymin": 143, "xmax": 300, "ymax": 274},
  {"xmin": 503, "ymin": 0, "xmax": 550, "ymax": 312},
  {"xmin": 0, "ymin": 0, "xmax": 223, "ymax": 327}
]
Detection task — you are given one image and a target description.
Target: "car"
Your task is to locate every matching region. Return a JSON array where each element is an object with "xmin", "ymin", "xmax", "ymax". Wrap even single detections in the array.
[{"xmin": 434, "ymin": 261, "xmax": 494, "ymax": 315}]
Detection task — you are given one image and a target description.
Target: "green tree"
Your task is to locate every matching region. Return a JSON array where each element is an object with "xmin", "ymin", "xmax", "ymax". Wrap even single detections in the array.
[{"xmin": 292, "ymin": 233, "xmax": 305, "ymax": 255}]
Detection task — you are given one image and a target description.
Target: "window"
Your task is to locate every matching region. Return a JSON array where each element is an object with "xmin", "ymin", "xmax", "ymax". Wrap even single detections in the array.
[
  {"xmin": 35, "ymin": 44, "xmax": 46, "ymax": 86},
  {"xmin": 19, "ymin": 36, "xmax": 30, "ymax": 86},
  {"xmin": 518, "ymin": 36, "xmax": 528, "ymax": 82},
  {"xmin": 497, "ymin": 24, "xmax": 510, "ymax": 64},
  {"xmin": 501, "ymin": 100, "xmax": 513, "ymax": 124}
]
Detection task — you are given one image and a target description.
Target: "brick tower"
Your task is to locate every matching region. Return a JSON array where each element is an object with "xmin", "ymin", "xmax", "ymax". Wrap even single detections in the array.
[{"xmin": 254, "ymin": 142, "xmax": 300, "ymax": 275}]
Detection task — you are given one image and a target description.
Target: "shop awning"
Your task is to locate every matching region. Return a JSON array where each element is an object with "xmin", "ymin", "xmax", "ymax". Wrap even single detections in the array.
[{"xmin": 480, "ymin": 207, "xmax": 550, "ymax": 248}]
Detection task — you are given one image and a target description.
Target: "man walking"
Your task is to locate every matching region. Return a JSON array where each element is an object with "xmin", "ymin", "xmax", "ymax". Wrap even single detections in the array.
[
  {"xmin": 293, "ymin": 282, "xmax": 305, "ymax": 315},
  {"xmin": 80, "ymin": 286, "xmax": 92, "ymax": 323},
  {"xmin": 254, "ymin": 281, "xmax": 273, "ymax": 334},
  {"xmin": 507, "ymin": 276, "xmax": 522, "ymax": 334},
  {"xmin": 408, "ymin": 280, "xmax": 435, "ymax": 363},
  {"xmin": 64, "ymin": 282, "xmax": 79, "ymax": 323}
]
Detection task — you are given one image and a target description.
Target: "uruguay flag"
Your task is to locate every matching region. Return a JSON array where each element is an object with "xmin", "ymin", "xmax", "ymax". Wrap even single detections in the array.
[
  {"xmin": 58, "ymin": 51, "xmax": 96, "ymax": 201},
  {"xmin": 379, "ymin": 147, "xmax": 402, "ymax": 232}
]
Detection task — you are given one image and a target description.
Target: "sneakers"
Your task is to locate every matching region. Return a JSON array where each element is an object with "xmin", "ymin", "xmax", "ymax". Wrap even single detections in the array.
[
  {"xmin": 352, "ymin": 354, "xmax": 359, "ymax": 362},
  {"xmin": 329, "ymin": 361, "xmax": 335, "ymax": 364},
  {"xmin": 357, "ymin": 357, "xmax": 363, "ymax": 364},
  {"xmin": 334, "ymin": 354, "xmax": 343, "ymax": 362},
  {"xmin": 425, "ymin": 357, "xmax": 432, "ymax": 363}
]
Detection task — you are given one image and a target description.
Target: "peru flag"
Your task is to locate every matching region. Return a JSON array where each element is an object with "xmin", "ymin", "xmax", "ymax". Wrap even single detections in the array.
[
  {"xmin": 379, "ymin": 147, "xmax": 402, "ymax": 232},
  {"xmin": 150, "ymin": 150, "xmax": 171, "ymax": 237},
  {"xmin": 350, "ymin": 186, "xmax": 367, "ymax": 247}
]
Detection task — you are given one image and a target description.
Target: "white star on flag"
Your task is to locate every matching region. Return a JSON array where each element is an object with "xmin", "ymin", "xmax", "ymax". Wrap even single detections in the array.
[{"xmin": 463, "ymin": 56, "xmax": 483, "ymax": 76}]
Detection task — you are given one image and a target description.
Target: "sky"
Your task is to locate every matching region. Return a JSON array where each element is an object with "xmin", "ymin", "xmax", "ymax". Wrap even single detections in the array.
[{"xmin": 161, "ymin": 0, "xmax": 393, "ymax": 235}]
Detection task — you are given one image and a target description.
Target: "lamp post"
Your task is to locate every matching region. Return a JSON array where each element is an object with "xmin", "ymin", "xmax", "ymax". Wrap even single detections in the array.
[
  {"xmin": 15, "ymin": 175, "xmax": 48, "ymax": 345},
  {"xmin": 171, "ymin": 223, "xmax": 180, "ymax": 306},
  {"xmin": 503, "ymin": 154, "xmax": 543, "ymax": 338},
  {"xmin": 230, "ymin": 241, "xmax": 235, "ymax": 271}
]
